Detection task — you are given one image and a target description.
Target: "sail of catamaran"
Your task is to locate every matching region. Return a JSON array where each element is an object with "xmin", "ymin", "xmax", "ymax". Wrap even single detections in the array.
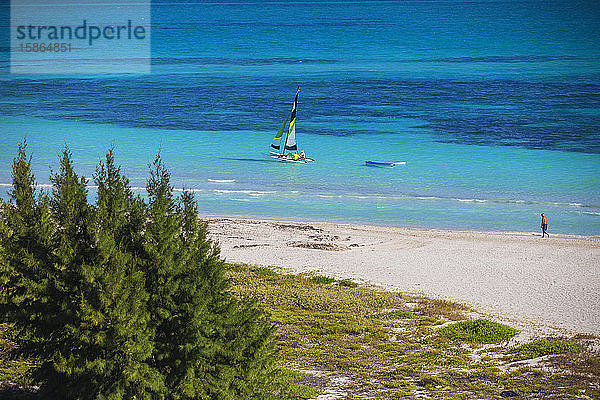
[{"xmin": 269, "ymin": 86, "xmax": 313, "ymax": 163}]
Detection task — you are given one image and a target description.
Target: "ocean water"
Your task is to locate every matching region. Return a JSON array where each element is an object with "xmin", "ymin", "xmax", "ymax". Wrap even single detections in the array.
[{"xmin": 1, "ymin": 1, "xmax": 599, "ymax": 235}]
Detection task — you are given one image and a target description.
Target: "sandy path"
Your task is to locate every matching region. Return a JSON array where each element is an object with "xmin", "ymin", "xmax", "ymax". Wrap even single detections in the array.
[{"xmin": 206, "ymin": 217, "xmax": 600, "ymax": 335}]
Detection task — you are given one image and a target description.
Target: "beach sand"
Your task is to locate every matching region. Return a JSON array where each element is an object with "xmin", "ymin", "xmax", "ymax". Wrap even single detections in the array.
[{"xmin": 206, "ymin": 216, "xmax": 600, "ymax": 335}]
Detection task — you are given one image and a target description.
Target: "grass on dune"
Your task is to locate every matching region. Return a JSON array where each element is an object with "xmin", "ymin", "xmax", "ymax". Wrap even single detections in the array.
[
  {"xmin": 2, "ymin": 264, "xmax": 599, "ymax": 399},
  {"xmin": 226, "ymin": 264, "xmax": 600, "ymax": 399}
]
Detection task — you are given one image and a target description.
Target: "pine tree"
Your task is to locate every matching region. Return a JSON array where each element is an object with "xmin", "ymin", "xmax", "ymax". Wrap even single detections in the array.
[
  {"xmin": 32, "ymin": 146, "xmax": 96, "ymax": 398},
  {"xmin": 75, "ymin": 147, "xmax": 163, "ymax": 399},
  {"xmin": 143, "ymin": 153, "xmax": 187, "ymax": 395},
  {"xmin": 2, "ymin": 145, "xmax": 281, "ymax": 399},
  {"xmin": 143, "ymin": 155, "xmax": 278, "ymax": 399},
  {"xmin": 0, "ymin": 140, "xmax": 39, "ymax": 315},
  {"xmin": 0, "ymin": 140, "xmax": 55, "ymax": 359},
  {"xmin": 38, "ymin": 147, "xmax": 165, "ymax": 399}
]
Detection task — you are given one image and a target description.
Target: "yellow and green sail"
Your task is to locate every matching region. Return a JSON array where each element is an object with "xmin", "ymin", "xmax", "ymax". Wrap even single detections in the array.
[
  {"xmin": 284, "ymin": 86, "xmax": 300, "ymax": 152},
  {"xmin": 270, "ymin": 86, "xmax": 300, "ymax": 155},
  {"xmin": 270, "ymin": 116, "xmax": 288, "ymax": 151}
]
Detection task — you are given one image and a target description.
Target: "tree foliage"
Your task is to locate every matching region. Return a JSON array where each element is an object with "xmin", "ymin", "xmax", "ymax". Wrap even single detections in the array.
[{"xmin": 0, "ymin": 142, "xmax": 278, "ymax": 399}]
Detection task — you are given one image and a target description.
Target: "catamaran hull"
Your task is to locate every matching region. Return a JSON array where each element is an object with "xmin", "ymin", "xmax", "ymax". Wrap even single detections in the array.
[
  {"xmin": 365, "ymin": 161, "xmax": 406, "ymax": 167},
  {"xmin": 270, "ymin": 154, "xmax": 311, "ymax": 163},
  {"xmin": 269, "ymin": 151, "xmax": 314, "ymax": 163}
]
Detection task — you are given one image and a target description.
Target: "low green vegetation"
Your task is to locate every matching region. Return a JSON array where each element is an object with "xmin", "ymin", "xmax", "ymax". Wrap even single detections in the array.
[
  {"xmin": 225, "ymin": 265, "xmax": 599, "ymax": 399},
  {"xmin": 510, "ymin": 339, "xmax": 585, "ymax": 360},
  {"xmin": 439, "ymin": 319, "xmax": 518, "ymax": 343},
  {"xmin": 307, "ymin": 274, "xmax": 359, "ymax": 287},
  {"xmin": 251, "ymin": 265, "xmax": 280, "ymax": 277}
]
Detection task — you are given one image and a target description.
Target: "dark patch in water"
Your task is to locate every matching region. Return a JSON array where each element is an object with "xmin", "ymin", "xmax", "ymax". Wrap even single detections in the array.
[{"xmin": 1, "ymin": 77, "xmax": 599, "ymax": 153}]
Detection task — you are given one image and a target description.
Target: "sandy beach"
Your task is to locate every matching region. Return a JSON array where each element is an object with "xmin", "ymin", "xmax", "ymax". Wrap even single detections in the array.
[{"xmin": 206, "ymin": 216, "xmax": 600, "ymax": 335}]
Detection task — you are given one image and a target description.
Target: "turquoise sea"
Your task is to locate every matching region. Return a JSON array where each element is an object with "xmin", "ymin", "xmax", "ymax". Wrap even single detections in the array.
[{"xmin": 1, "ymin": 1, "xmax": 600, "ymax": 235}]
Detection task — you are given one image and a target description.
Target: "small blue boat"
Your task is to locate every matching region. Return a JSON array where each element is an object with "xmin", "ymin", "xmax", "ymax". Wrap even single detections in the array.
[{"xmin": 365, "ymin": 161, "xmax": 406, "ymax": 167}]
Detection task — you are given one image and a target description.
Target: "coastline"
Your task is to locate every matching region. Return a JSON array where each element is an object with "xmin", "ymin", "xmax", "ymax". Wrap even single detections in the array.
[{"xmin": 204, "ymin": 215, "xmax": 600, "ymax": 336}]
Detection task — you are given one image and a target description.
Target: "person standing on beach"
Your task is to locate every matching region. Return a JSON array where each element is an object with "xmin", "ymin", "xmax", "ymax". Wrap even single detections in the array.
[{"xmin": 541, "ymin": 213, "xmax": 549, "ymax": 238}]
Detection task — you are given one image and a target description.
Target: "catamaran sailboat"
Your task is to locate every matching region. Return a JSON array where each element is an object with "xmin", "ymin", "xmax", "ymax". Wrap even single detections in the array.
[{"xmin": 269, "ymin": 86, "xmax": 313, "ymax": 163}]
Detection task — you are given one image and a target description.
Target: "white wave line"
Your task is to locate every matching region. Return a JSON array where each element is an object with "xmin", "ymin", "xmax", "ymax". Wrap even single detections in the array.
[
  {"xmin": 208, "ymin": 178, "xmax": 236, "ymax": 183},
  {"xmin": 454, "ymin": 198, "xmax": 488, "ymax": 203},
  {"xmin": 214, "ymin": 189, "xmax": 275, "ymax": 195},
  {"xmin": 1, "ymin": 182, "xmax": 598, "ymax": 210}
]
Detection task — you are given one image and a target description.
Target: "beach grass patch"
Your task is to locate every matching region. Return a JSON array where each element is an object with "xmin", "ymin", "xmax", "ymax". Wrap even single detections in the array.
[
  {"xmin": 439, "ymin": 319, "xmax": 517, "ymax": 343},
  {"xmin": 418, "ymin": 375, "xmax": 447, "ymax": 388},
  {"xmin": 271, "ymin": 368, "xmax": 323, "ymax": 399},
  {"xmin": 251, "ymin": 265, "xmax": 279, "ymax": 277},
  {"xmin": 510, "ymin": 339, "xmax": 584, "ymax": 360}
]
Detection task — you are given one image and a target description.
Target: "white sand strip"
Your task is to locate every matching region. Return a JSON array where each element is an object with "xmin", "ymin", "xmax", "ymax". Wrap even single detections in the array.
[{"xmin": 205, "ymin": 217, "xmax": 600, "ymax": 335}]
